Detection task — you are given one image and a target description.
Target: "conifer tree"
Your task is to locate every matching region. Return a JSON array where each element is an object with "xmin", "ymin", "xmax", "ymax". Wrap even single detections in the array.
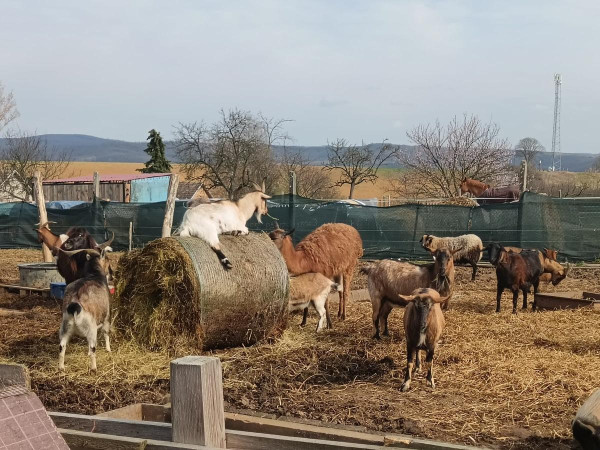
[{"xmin": 138, "ymin": 129, "xmax": 172, "ymax": 173}]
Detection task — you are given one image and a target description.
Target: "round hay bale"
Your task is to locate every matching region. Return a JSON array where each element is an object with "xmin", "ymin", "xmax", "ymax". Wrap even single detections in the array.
[{"xmin": 113, "ymin": 233, "xmax": 289, "ymax": 351}]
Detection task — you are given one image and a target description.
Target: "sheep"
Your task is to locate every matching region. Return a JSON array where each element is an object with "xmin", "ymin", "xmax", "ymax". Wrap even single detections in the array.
[
  {"xmin": 361, "ymin": 248, "xmax": 457, "ymax": 339},
  {"xmin": 269, "ymin": 223, "xmax": 363, "ymax": 321},
  {"xmin": 573, "ymin": 389, "xmax": 600, "ymax": 450},
  {"xmin": 289, "ymin": 273, "xmax": 338, "ymax": 332},
  {"xmin": 397, "ymin": 288, "xmax": 447, "ymax": 392},
  {"xmin": 176, "ymin": 181, "xmax": 271, "ymax": 269},
  {"xmin": 57, "ymin": 247, "xmax": 111, "ymax": 371},
  {"xmin": 420, "ymin": 233, "xmax": 483, "ymax": 281}
]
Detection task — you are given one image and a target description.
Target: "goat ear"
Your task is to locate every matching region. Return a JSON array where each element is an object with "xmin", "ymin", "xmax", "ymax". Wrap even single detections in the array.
[
  {"xmin": 262, "ymin": 178, "xmax": 266, "ymax": 193},
  {"xmin": 419, "ymin": 236, "xmax": 424, "ymax": 243},
  {"xmin": 398, "ymin": 294, "xmax": 415, "ymax": 303},
  {"xmin": 285, "ymin": 228, "xmax": 295, "ymax": 236},
  {"xmin": 261, "ymin": 193, "xmax": 271, "ymax": 199},
  {"xmin": 434, "ymin": 295, "xmax": 449, "ymax": 304}
]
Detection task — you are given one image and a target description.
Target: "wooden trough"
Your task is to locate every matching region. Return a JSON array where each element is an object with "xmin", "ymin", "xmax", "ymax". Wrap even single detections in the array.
[{"xmin": 534, "ymin": 291, "xmax": 600, "ymax": 311}]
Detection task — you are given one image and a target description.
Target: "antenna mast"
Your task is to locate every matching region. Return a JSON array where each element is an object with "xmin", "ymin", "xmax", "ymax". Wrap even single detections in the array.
[{"xmin": 551, "ymin": 73, "xmax": 562, "ymax": 171}]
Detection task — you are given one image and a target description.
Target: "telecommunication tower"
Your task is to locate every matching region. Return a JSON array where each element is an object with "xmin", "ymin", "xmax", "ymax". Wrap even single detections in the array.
[{"xmin": 551, "ymin": 73, "xmax": 562, "ymax": 171}]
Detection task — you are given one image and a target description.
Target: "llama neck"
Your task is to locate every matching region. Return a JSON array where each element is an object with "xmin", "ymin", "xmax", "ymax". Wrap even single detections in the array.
[{"xmin": 280, "ymin": 239, "xmax": 311, "ymax": 274}]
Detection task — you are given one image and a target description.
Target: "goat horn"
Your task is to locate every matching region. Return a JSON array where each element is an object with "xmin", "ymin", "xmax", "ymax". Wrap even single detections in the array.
[
  {"xmin": 59, "ymin": 248, "xmax": 101, "ymax": 257},
  {"xmin": 96, "ymin": 231, "xmax": 115, "ymax": 250},
  {"xmin": 274, "ymin": 221, "xmax": 280, "ymax": 229},
  {"xmin": 251, "ymin": 182, "xmax": 262, "ymax": 192},
  {"xmin": 262, "ymin": 178, "xmax": 266, "ymax": 193},
  {"xmin": 34, "ymin": 221, "xmax": 57, "ymax": 228}
]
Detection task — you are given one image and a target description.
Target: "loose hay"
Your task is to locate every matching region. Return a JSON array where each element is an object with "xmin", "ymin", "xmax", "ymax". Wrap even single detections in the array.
[
  {"xmin": 2, "ymin": 247, "xmax": 600, "ymax": 449},
  {"xmin": 113, "ymin": 234, "xmax": 289, "ymax": 352}
]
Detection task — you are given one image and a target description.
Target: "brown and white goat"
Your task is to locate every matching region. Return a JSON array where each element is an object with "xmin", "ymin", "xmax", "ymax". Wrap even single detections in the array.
[
  {"xmin": 58, "ymin": 247, "xmax": 111, "ymax": 371},
  {"xmin": 34, "ymin": 221, "xmax": 68, "ymax": 255},
  {"xmin": 361, "ymin": 248, "xmax": 457, "ymax": 339},
  {"xmin": 398, "ymin": 288, "xmax": 447, "ymax": 392},
  {"xmin": 269, "ymin": 223, "xmax": 363, "ymax": 321},
  {"xmin": 289, "ymin": 273, "xmax": 338, "ymax": 332},
  {"xmin": 177, "ymin": 181, "xmax": 271, "ymax": 269},
  {"xmin": 60, "ymin": 230, "xmax": 114, "ymax": 284}
]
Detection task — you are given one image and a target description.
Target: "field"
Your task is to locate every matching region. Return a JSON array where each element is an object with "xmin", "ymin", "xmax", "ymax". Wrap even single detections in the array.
[{"xmin": 1, "ymin": 248, "xmax": 599, "ymax": 449}]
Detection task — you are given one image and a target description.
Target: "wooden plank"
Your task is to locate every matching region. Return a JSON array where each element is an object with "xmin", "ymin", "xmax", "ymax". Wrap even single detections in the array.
[
  {"xmin": 93, "ymin": 172, "xmax": 100, "ymax": 199},
  {"xmin": 0, "ymin": 308, "xmax": 28, "ymax": 317},
  {"xmin": 534, "ymin": 292, "xmax": 596, "ymax": 310},
  {"xmin": 58, "ymin": 429, "xmax": 216, "ymax": 450},
  {"xmin": 162, "ymin": 174, "xmax": 180, "ymax": 238},
  {"xmin": 171, "ymin": 356, "xmax": 226, "ymax": 448},
  {"xmin": 0, "ymin": 283, "xmax": 51, "ymax": 294},
  {"xmin": 328, "ymin": 288, "xmax": 370, "ymax": 304},
  {"xmin": 50, "ymin": 412, "xmax": 172, "ymax": 441},
  {"xmin": 583, "ymin": 291, "xmax": 600, "ymax": 300},
  {"xmin": 33, "ymin": 171, "xmax": 53, "ymax": 262}
]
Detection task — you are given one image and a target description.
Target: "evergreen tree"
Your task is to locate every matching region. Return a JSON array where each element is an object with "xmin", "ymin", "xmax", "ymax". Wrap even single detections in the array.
[{"xmin": 138, "ymin": 129, "xmax": 172, "ymax": 173}]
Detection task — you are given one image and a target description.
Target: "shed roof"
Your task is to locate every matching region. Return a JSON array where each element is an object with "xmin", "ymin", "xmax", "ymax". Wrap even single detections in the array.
[{"xmin": 43, "ymin": 173, "xmax": 171, "ymax": 184}]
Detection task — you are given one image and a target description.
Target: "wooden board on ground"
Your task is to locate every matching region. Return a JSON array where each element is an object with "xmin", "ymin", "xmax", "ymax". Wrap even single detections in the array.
[
  {"xmin": 0, "ymin": 282, "xmax": 50, "ymax": 298},
  {"xmin": 328, "ymin": 288, "xmax": 370, "ymax": 303},
  {"xmin": 534, "ymin": 291, "xmax": 600, "ymax": 310}
]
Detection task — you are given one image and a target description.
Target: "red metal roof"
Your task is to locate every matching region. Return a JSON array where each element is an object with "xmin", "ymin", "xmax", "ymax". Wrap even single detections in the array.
[{"xmin": 43, "ymin": 173, "xmax": 171, "ymax": 184}]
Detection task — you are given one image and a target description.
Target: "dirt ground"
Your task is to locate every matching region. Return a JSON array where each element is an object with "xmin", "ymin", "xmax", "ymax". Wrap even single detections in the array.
[{"xmin": 1, "ymin": 249, "xmax": 599, "ymax": 449}]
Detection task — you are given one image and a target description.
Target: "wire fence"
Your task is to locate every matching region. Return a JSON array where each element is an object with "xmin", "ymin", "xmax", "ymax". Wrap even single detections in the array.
[{"xmin": 1, "ymin": 192, "xmax": 599, "ymax": 261}]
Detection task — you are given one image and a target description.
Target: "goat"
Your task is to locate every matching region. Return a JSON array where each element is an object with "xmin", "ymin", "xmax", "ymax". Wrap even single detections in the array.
[
  {"xmin": 269, "ymin": 223, "xmax": 363, "ymax": 321},
  {"xmin": 487, "ymin": 244, "xmax": 569, "ymax": 290},
  {"xmin": 487, "ymin": 243, "xmax": 544, "ymax": 313},
  {"xmin": 420, "ymin": 233, "xmax": 483, "ymax": 280},
  {"xmin": 361, "ymin": 248, "xmax": 457, "ymax": 339},
  {"xmin": 398, "ymin": 288, "xmax": 447, "ymax": 392},
  {"xmin": 60, "ymin": 230, "xmax": 114, "ymax": 284},
  {"xmin": 176, "ymin": 181, "xmax": 271, "ymax": 269},
  {"xmin": 289, "ymin": 273, "xmax": 338, "ymax": 332},
  {"xmin": 573, "ymin": 389, "xmax": 600, "ymax": 450},
  {"xmin": 34, "ymin": 221, "xmax": 68, "ymax": 255},
  {"xmin": 58, "ymin": 247, "xmax": 111, "ymax": 371}
]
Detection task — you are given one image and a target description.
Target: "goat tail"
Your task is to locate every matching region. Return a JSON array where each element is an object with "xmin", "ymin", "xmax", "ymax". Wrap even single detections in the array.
[
  {"xmin": 360, "ymin": 264, "xmax": 374, "ymax": 275},
  {"xmin": 66, "ymin": 302, "xmax": 82, "ymax": 316}
]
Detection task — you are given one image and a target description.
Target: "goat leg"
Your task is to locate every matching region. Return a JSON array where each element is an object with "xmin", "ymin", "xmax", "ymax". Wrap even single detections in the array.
[
  {"xmin": 512, "ymin": 290, "xmax": 519, "ymax": 314},
  {"xmin": 372, "ymin": 301, "xmax": 382, "ymax": 340},
  {"xmin": 495, "ymin": 285, "xmax": 503, "ymax": 313},
  {"xmin": 522, "ymin": 288, "xmax": 528, "ymax": 310},
  {"xmin": 380, "ymin": 302, "xmax": 393, "ymax": 337},
  {"xmin": 425, "ymin": 349, "xmax": 435, "ymax": 389},
  {"xmin": 401, "ymin": 347, "xmax": 417, "ymax": 392},
  {"xmin": 58, "ymin": 320, "xmax": 74, "ymax": 371},
  {"xmin": 300, "ymin": 307, "xmax": 309, "ymax": 327},
  {"xmin": 470, "ymin": 262, "xmax": 478, "ymax": 281}
]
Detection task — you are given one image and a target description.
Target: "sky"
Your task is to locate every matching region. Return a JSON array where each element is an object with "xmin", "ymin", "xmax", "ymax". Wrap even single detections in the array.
[{"xmin": 1, "ymin": 0, "xmax": 599, "ymax": 152}]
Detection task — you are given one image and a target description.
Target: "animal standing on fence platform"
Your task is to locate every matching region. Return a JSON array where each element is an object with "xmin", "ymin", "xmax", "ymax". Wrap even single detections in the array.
[
  {"xmin": 176, "ymin": 181, "xmax": 271, "ymax": 269},
  {"xmin": 459, "ymin": 177, "xmax": 520, "ymax": 204}
]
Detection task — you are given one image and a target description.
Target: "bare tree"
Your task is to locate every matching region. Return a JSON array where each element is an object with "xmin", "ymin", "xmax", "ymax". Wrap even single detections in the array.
[
  {"xmin": 515, "ymin": 137, "xmax": 545, "ymax": 167},
  {"xmin": 174, "ymin": 109, "xmax": 287, "ymax": 199},
  {"xmin": 592, "ymin": 155, "xmax": 600, "ymax": 172},
  {"xmin": 0, "ymin": 130, "xmax": 71, "ymax": 201},
  {"xmin": 277, "ymin": 147, "xmax": 336, "ymax": 198},
  {"xmin": 324, "ymin": 139, "xmax": 400, "ymax": 199},
  {"xmin": 399, "ymin": 114, "xmax": 513, "ymax": 198},
  {"xmin": 0, "ymin": 82, "xmax": 19, "ymax": 131}
]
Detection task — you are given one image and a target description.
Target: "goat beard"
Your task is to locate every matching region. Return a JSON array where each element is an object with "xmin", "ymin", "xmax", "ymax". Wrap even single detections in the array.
[{"xmin": 254, "ymin": 209, "xmax": 263, "ymax": 224}]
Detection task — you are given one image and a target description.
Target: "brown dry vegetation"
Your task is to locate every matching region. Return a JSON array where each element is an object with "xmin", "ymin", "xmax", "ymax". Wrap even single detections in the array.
[{"xmin": 1, "ymin": 248, "xmax": 599, "ymax": 449}]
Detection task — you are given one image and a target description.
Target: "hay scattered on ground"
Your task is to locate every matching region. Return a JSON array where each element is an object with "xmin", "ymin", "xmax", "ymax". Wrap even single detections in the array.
[{"xmin": 1, "ymin": 248, "xmax": 599, "ymax": 449}]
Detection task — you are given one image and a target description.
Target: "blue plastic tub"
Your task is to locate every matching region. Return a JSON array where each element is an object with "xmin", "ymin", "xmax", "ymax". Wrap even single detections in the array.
[{"xmin": 50, "ymin": 282, "xmax": 66, "ymax": 300}]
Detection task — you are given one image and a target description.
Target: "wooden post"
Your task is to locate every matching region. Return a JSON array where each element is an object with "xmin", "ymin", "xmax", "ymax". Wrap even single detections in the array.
[
  {"xmin": 128, "ymin": 222, "xmax": 133, "ymax": 251},
  {"xmin": 520, "ymin": 160, "xmax": 528, "ymax": 192},
  {"xmin": 93, "ymin": 171, "xmax": 100, "ymax": 200},
  {"xmin": 289, "ymin": 171, "xmax": 297, "ymax": 196},
  {"xmin": 162, "ymin": 174, "xmax": 180, "ymax": 238},
  {"xmin": 33, "ymin": 171, "xmax": 53, "ymax": 262},
  {"xmin": 170, "ymin": 356, "xmax": 226, "ymax": 448}
]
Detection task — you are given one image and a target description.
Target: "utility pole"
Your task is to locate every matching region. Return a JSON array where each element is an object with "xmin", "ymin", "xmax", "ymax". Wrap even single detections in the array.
[{"xmin": 551, "ymin": 73, "xmax": 562, "ymax": 171}]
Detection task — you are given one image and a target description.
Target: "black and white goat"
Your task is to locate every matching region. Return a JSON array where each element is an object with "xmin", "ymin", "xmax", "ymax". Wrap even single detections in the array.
[
  {"xmin": 58, "ymin": 246, "xmax": 112, "ymax": 372},
  {"xmin": 176, "ymin": 181, "xmax": 271, "ymax": 269}
]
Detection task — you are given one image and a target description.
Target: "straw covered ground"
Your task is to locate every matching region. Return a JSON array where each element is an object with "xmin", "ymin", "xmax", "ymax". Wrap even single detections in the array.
[{"xmin": 1, "ymin": 248, "xmax": 599, "ymax": 449}]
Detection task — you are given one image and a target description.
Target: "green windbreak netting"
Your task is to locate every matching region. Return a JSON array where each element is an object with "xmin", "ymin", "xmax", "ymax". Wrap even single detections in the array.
[{"xmin": 1, "ymin": 193, "xmax": 599, "ymax": 261}]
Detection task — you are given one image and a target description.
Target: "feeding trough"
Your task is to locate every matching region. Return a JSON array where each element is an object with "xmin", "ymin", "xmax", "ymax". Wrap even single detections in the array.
[
  {"xmin": 534, "ymin": 291, "xmax": 600, "ymax": 311},
  {"xmin": 18, "ymin": 262, "xmax": 64, "ymax": 289}
]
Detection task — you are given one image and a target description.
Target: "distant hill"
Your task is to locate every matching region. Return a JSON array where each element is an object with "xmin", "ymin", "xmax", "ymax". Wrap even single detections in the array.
[{"xmin": 0, "ymin": 134, "xmax": 598, "ymax": 171}]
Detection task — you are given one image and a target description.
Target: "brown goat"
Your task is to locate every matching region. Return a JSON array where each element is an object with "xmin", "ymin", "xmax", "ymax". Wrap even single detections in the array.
[
  {"xmin": 269, "ymin": 223, "xmax": 363, "ymax": 320},
  {"xmin": 398, "ymin": 288, "xmax": 447, "ymax": 392},
  {"xmin": 361, "ymin": 248, "xmax": 457, "ymax": 339},
  {"xmin": 494, "ymin": 246, "xmax": 568, "ymax": 287}
]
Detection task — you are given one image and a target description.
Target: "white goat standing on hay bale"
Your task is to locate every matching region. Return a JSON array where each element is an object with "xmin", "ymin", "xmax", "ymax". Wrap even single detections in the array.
[{"xmin": 176, "ymin": 181, "xmax": 271, "ymax": 269}]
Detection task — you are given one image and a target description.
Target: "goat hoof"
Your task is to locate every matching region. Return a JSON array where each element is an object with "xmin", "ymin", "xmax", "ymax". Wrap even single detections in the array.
[
  {"xmin": 512, "ymin": 309, "xmax": 517, "ymax": 314},
  {"xmin": 427, "ymin": 379, "xmax": 435, "ymax": 389},
  {"xmin": 373, "ymin": 334, "xmax": 381, "ymax": 340},
  {"xmin": 400, "ymin": 382, "xmax": 410, "ymax": 392},
  {"xmin": 221, "ymin": 259, "xmax": 232, "ymax": 270}
]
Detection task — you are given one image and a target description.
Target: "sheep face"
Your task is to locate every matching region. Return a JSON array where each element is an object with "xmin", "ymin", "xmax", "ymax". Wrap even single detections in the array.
[{"xmin": 420, "ymin": 234, "xmax": 434, "ymax": 251}]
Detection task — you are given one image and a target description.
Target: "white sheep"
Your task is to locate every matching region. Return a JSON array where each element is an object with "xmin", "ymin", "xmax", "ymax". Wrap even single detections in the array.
[
  {"xmin": 420, "ymin": 234, "xmax": 484, "ymax": 281},
  {"xmin": 289, "ymin": 273, "xmax": 338, "ymax": 332},
  {"xmin": 176, "ymin": 182, "xmax": 271, "ymax": 269}
]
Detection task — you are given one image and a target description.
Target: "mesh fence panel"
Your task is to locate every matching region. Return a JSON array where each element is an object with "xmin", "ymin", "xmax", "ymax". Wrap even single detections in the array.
[{"xmin": 1, "ymin": 193, "xmax": 599, "ymax": 261}]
